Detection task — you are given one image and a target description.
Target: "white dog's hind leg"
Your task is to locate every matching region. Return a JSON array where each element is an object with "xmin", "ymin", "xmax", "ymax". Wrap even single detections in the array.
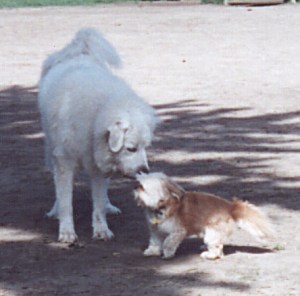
[
  {"xmin": 53, "ymin": 160, "xmax": 77, "ymax": 243},
  {"xmin": 106, "ymin": 203, "xmax": 121, "ymax": 215},
  {"xmin": 91, "ymin": 175, "xmax": 114, "ymax": 240},
  {"xmin": 103, "ymin": 178, "xmax": 121, "ymax": 215}
]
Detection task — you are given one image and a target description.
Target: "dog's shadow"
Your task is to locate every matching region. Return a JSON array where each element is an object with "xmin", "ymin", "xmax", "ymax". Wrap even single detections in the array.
[
  {"xmin": 176, "ymin": 239, "xmax": 273, "ymax": 258},
  {"xmin": 223, "ymin": 244, "xmax": 273, "ymax": 256}
]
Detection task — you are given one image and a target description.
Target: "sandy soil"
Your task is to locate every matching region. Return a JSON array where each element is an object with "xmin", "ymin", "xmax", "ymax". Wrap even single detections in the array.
[{"xmin": 1, "ymin": 3, "xmax": 300, "ymax": 295}]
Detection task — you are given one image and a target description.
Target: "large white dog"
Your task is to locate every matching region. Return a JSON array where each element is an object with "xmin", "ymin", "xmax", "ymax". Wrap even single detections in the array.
[{"xmin": 38, "ymin": 28, "xmax": 158, "ymax": 243}]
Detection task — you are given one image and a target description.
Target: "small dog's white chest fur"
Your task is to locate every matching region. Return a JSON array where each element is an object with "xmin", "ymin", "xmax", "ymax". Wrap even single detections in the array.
[{"xmin": 157, "ymin": 217, "xmax": 179, "ymax": 234}]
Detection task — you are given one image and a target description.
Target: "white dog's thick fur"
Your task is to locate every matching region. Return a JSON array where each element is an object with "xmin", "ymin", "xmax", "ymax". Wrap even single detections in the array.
[{"xmin": 38, "ymin": 28, "xmax": 158, "ymax": 243}]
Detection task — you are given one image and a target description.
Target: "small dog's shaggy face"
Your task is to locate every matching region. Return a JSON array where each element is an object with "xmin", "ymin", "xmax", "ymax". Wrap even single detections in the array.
[
  {"xmin": 135, "ymin": 172, "xmax": 184, "ymax": 209},
  {"xmin": 134, "ymin": 173, "xmax": 273, "ymax": 260}
]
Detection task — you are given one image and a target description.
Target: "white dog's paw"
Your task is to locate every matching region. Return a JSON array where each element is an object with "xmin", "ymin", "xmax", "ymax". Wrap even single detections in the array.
[
  {"xmin": 143, "ymin": 245, "xmax": 161, "ymax": 257},
  {"xmin": 93, "ymin": 228, "xmax": 114, "ymax": 241},
  {"xmin": 58, "ymin": 230, "xmax": 78, "ymax": 243},
  {"xmin": 106, "ymin": 203, "xmax": 121, "ymax": 215},
  {"xmin": 58, "ymin": 220, "xmax": 77, "ymax": 243}
]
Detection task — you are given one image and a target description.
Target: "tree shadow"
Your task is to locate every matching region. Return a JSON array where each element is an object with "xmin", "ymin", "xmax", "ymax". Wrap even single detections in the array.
[
  {"xmin": 150, "ymin": 99, "xmax": 300, "ymax": 210},
  {"xmin": 1, "ymin": 85, "xmax": 299, "ymax": 295},
  {"xmin": 0, "ymin": 240, "xmax": 251, "ymax": 296}
]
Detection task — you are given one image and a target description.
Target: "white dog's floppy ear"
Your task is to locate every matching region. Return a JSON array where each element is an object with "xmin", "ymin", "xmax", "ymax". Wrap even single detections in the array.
[
  {"xmin": 108, "ymin": 119, "xmax": 129, "ymax": 152},
  {"xmin": 164, "ymin": 178, "xmax": 185, "ymax": 200}
]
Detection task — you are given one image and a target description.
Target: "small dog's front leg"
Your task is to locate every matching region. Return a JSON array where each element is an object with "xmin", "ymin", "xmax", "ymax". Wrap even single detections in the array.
[
  {"xmin": 144, "ymin": 224, "xmax": 164, "ymax": 257},
  {"xmin": 162, "ymin": 230, "xmax": 186, "ymax": 259}
]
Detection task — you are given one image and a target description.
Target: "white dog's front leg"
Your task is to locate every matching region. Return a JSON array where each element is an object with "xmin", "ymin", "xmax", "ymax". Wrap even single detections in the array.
[
  {"xmin": 162, "ymin": 230, "xmax": 186, "ymax": 259},
  {"xmin": 91, "ymin": 176, "xmax": 115, "ymax": 240},
  {"xmin": 53, "ymin": 161, "xmax": 77, "ymax": 243}
]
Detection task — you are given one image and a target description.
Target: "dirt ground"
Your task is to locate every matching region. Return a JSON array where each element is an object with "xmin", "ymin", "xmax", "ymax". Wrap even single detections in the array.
[{"xmin": 1, "ymin": 2, "xmax": 300, "ymax": 295}]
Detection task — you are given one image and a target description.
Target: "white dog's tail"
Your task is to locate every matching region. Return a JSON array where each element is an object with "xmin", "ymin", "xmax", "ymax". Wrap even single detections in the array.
[
  {"xmin": 231, "ymin": 198, "xmax": 274, "ymax": 241},
  {"xmin": 41, "ymin": 28, "xmax": 121, "ymax": 78}
]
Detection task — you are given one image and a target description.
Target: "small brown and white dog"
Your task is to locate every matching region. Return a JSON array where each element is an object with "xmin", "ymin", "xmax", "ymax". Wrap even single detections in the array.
[{"xmin": 134, "ymin": 172, "xmax": 274, "ymax": 260}]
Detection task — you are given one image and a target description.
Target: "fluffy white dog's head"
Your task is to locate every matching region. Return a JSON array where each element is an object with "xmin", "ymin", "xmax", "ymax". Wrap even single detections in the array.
[{"xmin": 94, "ymin": 106, "xmax": 159, "ymax": 178}]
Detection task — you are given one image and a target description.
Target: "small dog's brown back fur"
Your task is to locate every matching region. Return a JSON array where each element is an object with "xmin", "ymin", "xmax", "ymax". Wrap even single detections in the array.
[
  {"xmin": 167, "ymin": 192, "xmax": 273, "ymax": 240},
  {"xmin": 177, "ymin": 192, "xmax": 232, "ymax": 235}
]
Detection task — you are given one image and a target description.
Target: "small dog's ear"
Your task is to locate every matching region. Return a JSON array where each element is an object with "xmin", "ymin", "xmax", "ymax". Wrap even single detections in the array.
[
  {"xmin": 164, "ymin": 179, "xmax": 185, "ymax": 200},
  {"xmin": 133, "ymin": 185, "xmax": 145, "ymax": 207}
]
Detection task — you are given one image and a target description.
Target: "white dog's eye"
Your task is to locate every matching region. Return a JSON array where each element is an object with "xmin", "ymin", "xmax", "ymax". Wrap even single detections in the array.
[{"xmin": 127, "ymin": 147, "xmax": 137, "ymax": 153}]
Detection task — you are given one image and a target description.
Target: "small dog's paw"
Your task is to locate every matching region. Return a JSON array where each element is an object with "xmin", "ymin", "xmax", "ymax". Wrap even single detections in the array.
[
  {"xmin": 143, "ymin": 245, "xmax": 161, "ymax": 257},
  {"xmin": 106, "ymin": 204, "xmax": 121, "ymax": 215},
  {"xmin": 93, "ymin": 228, "xmax": 114, "ymax": 241},
  {"xmin": 58, "ymin": 231, "xmax": 78, "ymax": 244},
  {"xmin": 200, "ymin": 251, "xmax": 222, "ymax": 260},
  {"xmin": 162, "ymin": 249, "xmax": 176, "ymax": 260}
]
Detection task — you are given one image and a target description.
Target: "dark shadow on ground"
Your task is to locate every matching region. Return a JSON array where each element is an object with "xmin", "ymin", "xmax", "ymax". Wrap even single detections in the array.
[
  {"xmin": 150, "ymin": 99, "xmax": 300, "ymax": 210},
  {"xmin": 174, "ymin": 238, "xmax": 273, "ymax": 257},
  {"xmin": 223, "ymin": 244, "xmax": 273, "ymax": 256},
  {"xmin": 1, "ymin": 85, "xmax": 299, "ymax": 295}
]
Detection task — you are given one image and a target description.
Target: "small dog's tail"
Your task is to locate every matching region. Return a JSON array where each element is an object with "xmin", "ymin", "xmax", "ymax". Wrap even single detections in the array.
[
  {"xmin": 41, "ymin": 28, "xmax": 121, "ymax": 78},
  {"xmin": 231, "ymin": 198, "xmax": 274, "ymax": 241}
]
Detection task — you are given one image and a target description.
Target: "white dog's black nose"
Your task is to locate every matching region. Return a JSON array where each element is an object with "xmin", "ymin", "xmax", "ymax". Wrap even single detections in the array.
[{"xmin": 137, "ymin": 166, "xmax": 149, "ymax": 175}]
